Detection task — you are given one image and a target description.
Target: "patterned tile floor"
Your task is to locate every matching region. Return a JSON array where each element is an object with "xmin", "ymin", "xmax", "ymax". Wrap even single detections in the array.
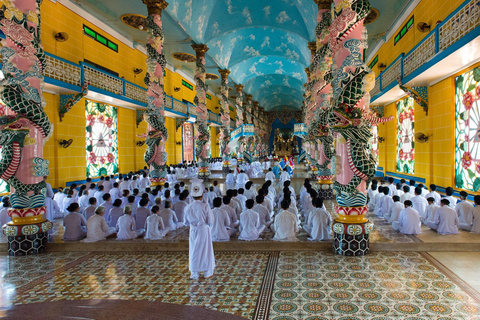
[{"xmin": 1, "ymin": 251, "xmax": 480, "ymax": 319}]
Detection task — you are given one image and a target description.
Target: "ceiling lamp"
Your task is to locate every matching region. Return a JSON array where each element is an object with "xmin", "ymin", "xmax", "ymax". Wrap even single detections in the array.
[
  {"xmin": 364, "ymin": 8, "xmax": 379, "ymax": 25},
  {"xmin": 121, "ymin": 14, "xmax": 147, "ymax": 31},
  {"xmin": 172, "ymin": 52, "xmax": 196, "ymax": 63},
  {"xmin": 206, "ymin": 73, "xmax": 219, "ymax": 80}
]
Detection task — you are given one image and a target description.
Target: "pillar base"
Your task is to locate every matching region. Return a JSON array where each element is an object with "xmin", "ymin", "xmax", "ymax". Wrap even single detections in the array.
[
  {"xmin": 332, "ymin": 219, "xmax": 374, "ymax": 256},
  {"xmin": 317, "ymin": 183, "xmax": 334, "ymax": 199},
  {"xmin": 3, "ymin": 220, "xmax": 53, "ymax": 256}
]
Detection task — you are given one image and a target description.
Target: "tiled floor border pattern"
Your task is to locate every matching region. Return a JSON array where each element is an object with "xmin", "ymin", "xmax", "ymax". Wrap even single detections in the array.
[
  {"xmin": 252, "ymin": 251, "xmax": 279, "ymax": 320},
  {"xmin": 421, "ymin": 252, "xmax": 480, "ymax": 304}
]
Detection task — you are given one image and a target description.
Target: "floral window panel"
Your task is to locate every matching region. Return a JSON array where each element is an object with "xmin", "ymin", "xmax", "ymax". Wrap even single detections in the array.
[
  {"xmin": 396, "ymin": 97, "xmax": 415, "ymax": 174},
  {"xmin": 85, "ymin": 101, "xmax": 118, "ymax": 178},
  {"xmin": 454, "ymin": 67, "xmax": 480, "ymax": 191}
]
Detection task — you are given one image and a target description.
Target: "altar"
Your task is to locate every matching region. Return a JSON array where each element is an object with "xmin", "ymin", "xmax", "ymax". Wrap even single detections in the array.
[{"xmin": 272, "ymin": 128, "xmax": 299, "ymax": 158}]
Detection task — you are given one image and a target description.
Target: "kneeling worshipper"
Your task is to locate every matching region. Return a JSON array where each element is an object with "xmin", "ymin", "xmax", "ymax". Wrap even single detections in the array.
[
  {"xmin": 144, "ymin": 205, "xmax": 167, "ymax": 240},
  {"xmin": 456, "ymin": 191, "xmax": 474, "ymax": 231},
  {"xmin": 172, "ymin": 193, "xmax": 188, "ymax": 228},
  {"xmin": 84, "ymin": 206, "xmax": 116, "ymax": 242},
  {"xmin": 184, "ymin": 178, "xmax": 215, "ymax": 280},
  {"xmin": 107, "ymin": 199, "xmax": 124, "ymax": 228},
  {"xmin": 470, "ymin": 195, "xmax": 480, "ymax": 233},
  {"xmin": 239, "ymin": 199, "xmax": 265, "ymax": 241},
  {"xmin": 253, "ymin": 195, "xmax": 272, "ymax": 230},
  {"xmin": 159, "ymin": 200, "xmax": 178, "ymax": 231},
  {"xmin": 221, "ymin": 196, "xmax": 239, "ymax": 229},
  {"xmin": 116, "ymin": 205, "xmax": 144, "ymax": 240},
  {"xmin": 84, "ymin": 197, "xmax": 97, "ymax": 221},
  {"xmin": 63, "ymin": 203, "xmax": 87, "ymax": 241},
  {"xmin": 211, "ymin": 197, "xmax": 237, "ymax": 241},
  {"xmin": 424, "ymin": 197, "xmax": 440, "ymax": 229},
  {"xmin": 384, "ymin": 196, "xmax": 404, "ymax": 224},
  {"xmin": 378, "ymin": 187, "xmax": 393, "ymax": 218},
  {"xmin": 304, "ymin": 197, "xmax": 331, "ymax": 241},
  {"xmin": 273, "ymin": 199, "xmax": 299, "ymax": 241},
  {"xmin": 0, "ymin": 197, "xmax": 11, "ymax": 227},
  {"xmin": 411, "ymin": 187, "xmax": 428, "ymax": 220},
  {"xmin": 392, "ymin": 200, "xmax": 422, "ymax": 235},
  {"xmin": 433, "ymin": 199, "xmax": 459, "ymax": 235}
]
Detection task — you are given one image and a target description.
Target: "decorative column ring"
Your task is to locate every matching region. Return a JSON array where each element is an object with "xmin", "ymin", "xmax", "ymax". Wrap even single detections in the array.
[
  {"xmin": 192, "ymin": 44, "xmax": 211, "ymax": 179},
  {"xmin": 219, "ymin": 68, "xmax": 231, "ymax": 172},
  {"xmin": 142, "ymin": 0, "xmax": 169, "ymax": 186}
]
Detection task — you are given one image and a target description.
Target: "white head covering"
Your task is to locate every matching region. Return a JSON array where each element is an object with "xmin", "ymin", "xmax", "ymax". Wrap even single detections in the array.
[{"xmin": 190, "ymin": 178, "xmax": 204, "ymax": 197}]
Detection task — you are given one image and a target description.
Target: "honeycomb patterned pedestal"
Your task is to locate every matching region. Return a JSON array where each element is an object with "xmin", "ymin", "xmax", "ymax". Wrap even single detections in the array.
[
  {"xmin": 332, "ymin": 220, "xmax": 373, "ymax": 256},
  {"xmin": 318, "ymin": 187, "xmax": 334, "ymax": 200},
  {"xmin": 7, "ymin": 232, "xmax": 49, "ymax": 256}
]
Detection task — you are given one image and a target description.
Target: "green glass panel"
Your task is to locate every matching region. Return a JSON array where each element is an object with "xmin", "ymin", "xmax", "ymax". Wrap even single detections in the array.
[
  {"xmin": 84, "ymin": 26, "xmax": 96, "ymax": 38},
  {"xmin": 107, "ymin": 41, "xmax": 118, "ymax": 51},
  {"xmin": 400, "ymin": 27, "xmax": 406, "ymax": 37},
  {"xmin": 96, "ymin": 34, "xmax": 107, "ymax": 45}
]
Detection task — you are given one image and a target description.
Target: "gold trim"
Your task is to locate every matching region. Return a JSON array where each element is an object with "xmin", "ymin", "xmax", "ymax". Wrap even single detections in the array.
[
  {"xmin": 11, "ymin": 216, "xmax": 46, "ymax": 225},
  {"xmin": 218, "ymin": 69, "xmax": 231, "ymax": 79},
  {"xmin": 172, "ymin": 52, "xmax": 196, "ymax": 63},
  {"xmin": 142, "ymin": 0, "xmax": 168, "ymax": 16},
  {"xmin": 335, "ymin": 215, "xmax": 369, "ymax": 224},
  {"xmin": 191, "ymin": 44, "xmax": 209, "ymax": 56},
  {"xmin": 120, "ymin": 14, "xmax": 147, "ymax": 31}
]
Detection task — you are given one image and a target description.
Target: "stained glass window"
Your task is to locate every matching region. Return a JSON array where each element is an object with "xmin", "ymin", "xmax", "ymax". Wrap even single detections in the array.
[
  {"xmin": 396, "ymin": 97, "xmax": 415, "ymax": 174},
  {"xmin": 454, "ymin": 67, "xmax": 480, "ymax": 191},
  {"xmin": 85, "ymin": 101, "xmax": 118, "ymax": 178}
]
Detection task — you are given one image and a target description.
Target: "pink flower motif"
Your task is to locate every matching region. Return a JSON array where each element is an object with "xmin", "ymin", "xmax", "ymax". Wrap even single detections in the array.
[
  {"xmin": 97, "ymin": 115, "xmax": 105, "ymax": 123},
  {"xmin": 463, "ymin": 92, "xmax": 475, "ymax": 110},
  {"xmin": 88, "ymin": 152, "xmax": 97, "ymax": 164},
  {"xmin": 476, "ymin": 85, "xmax": 480, "ymax": 98},
  {"xmin": 476, "ymin": 162, "xmax": 480, "ymax": 174},
  {"xmin": 99, "ymin": 157, "xmax": 106, "ymax": 164},
  {"xmin": 107, "ymin": 153, "xmax": 115, "ymax": 163},
  {"xmin": 465, "ymin": 135, "xmax": 470, "ymax": 142},
  {"xmin": 105, "ymin": 117, "xmax": 113, "ymax": 128},
  {"xmin": 461, "ymin": 151, "xmax": 472, "ymax": 169}
]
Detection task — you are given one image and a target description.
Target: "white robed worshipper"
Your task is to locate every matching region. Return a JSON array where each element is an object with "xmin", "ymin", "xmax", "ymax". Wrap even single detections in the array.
[
  {"xmin": 139, "ymin": 173, "xmax": 151, "ymax": 191},
  {"xmin": 184, "ymin": 178, "xmax": 215, "ymax": 279},
  {"xmin": 455, "ymin": 191, "xmax": 474, "ymax": 231},
  {"xmin": 54, "ymin": 188, "xmax": 66, "ymax": 211},
  {"xmin": 279, "ymin": 167, "xmax": 291, "ymax": 185},
  {"xmin": 244, "ymin": 182, "xmax": 256, "ymax": 200},
  {"xmin": 400, "ymin": 186, "xmax": 413, "ymax": 203},
  {"xmin": 211, "ymin": 198, "xmax": 236, "ymax": 241},
  {"xmin": 265, "ymin": 168, "xmax": 275, "ymax": 182},
  {"xmin": 444, "ymin": 187, "xmax": 458, "ymax": 209},
  {"xmin": 107, "ymin": 199, "xmax": 124, "ymax": 228},
  {"xmin": 273, "ymin": 199, "xmax": 299, "ymax": 241},
  {"xmin": 432, "ymin": 199, "xmax": 459, "ymax": 235},
  {"xmin": 424, "ymin": 197, "xmax": 440, "ymax": 229},
  {"xmin": 239, "ymin": 199, "xmax": 265, "ymax": 241},
  {"xmin": 470, "ymin": 196, "xmax": 480, "ymax": 233},
  {"xmin": 0, "ymin": 197, "xmax": 11, "ymax": 227},
  {"xmin": 116, "ymin": 205, "xmax": 142, "ymax": 240},
  {"xmin": 236, "ymin": 189, "xmax": 248, "ymax": 212},
  {"xmin": 373, "ymin": 186, "xmax": 385, "ymax": 216},
  {"xmin": 425, "ymin": 184, "xmax": 441, "ymax": 206},
  {"xmin": 144, "ymin": 205, "xmax": 167, "ymax": 240},
  {"xmin": 84, "ymin": 206, "xmax": 116, "ymax": 242},
  {"xmin": 94, "ymin": 186, "xmax": 105, "ymax": 207},
  {"xmin": 221, "ymin": 196, "xmax": 239, "ymax": 229},
  {"xmin": 378, "ymin": 188, "xmax": 393, "ymax": 218},
  {"xmin": 411, "ymin": 187, "xmax": 428, "ymax": 220},
  {"xmin": 225, "ymin": 170, "xmax": 236, "ymax": 187},
  {"xmin": 159, "ymin": 201, "xmax": 178, "ymax": 231},
  {"xmin": 392, "ymin": 200, "xmax": 422, "ymax": 235},
  {"xmin": 84, "ymin": 198, "xmax": 97, "ymax": 221},
  {"xmin": 253, "ymin": 195, "xmax": 272, "ymax": 230},
  {"xmin": 304, "ymin": 198, "xmax": 331, "ymax": 241},
  {"xmin": 172, "ymin": 194, "xmax": 188, "ymax": 227},
  {"xmin": 367, "ymin": 184, "xmax": 378, "ymax": 212},
  {"xmin": 386, "ymin": 177, "xmax": 396, "ymax": 196},
  {"xmin": 63, "ymin": 203, "xmax": 87, "ymax": 241},
  {"xmin": 236, "ymin": 170, "xmax": 249, "ymax": 189},
  {"xmin": 384, "ymin": 196, "xmax": 404, "ymax": 224},
  {"xmin": 78, "ymin": 190, "xmax": 90, "ymax": 210}
]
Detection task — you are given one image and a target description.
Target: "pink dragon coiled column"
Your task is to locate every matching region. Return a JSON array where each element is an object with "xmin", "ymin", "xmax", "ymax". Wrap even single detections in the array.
[{"xmin": 219, "ymin": 69, "xmax": 231, "ymax": 173}]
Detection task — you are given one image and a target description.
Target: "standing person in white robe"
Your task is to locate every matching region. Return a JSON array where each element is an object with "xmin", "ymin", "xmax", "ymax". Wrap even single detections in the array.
[
  {"xmin": 265, "ymin": 168, "xmax": 276, "ymax": 182},
  {"xmin": 184, "ymin": 178, "xmax": 215, "ymax": 279},
  {"xmin": 239, "ymin": 199, "xmax": 265, "ymax": 240},
  {"xmin": 144, "ymin": 205, "xmax": 167, "ymax": 240},
  {"xmin": 411, "ymin": 187, "xmax": 428, "ymax": 220},
  {"xmin": 433, "ymin": 199, "xmax": 459, "ymax": 235},
  {"xmin": 304, "ymin": 198, "xmax": 331, "ymax": 241},
  {"xmin": 424, "ymin": 197, "xmax": 440, "ymax": 229},
  {"xmin": 469, "ymin": 195, "xmax": 480, "ymax": 233},
  {"xmin": 84, "ymin": 206, "xmax": 116, "ymax": 242},
  {"xmin": 273, "ymin": 199, "xmax": 298, "ymax": 241},
  {"xmin": 279, "ymin": 167, "xmax": 291, "ymax": 185},
  {"xmin": 385, "ymin": 196, "xmax": 404, "ymax": 224},
  {"xmin": 426, "ymin": 184, "xmax": 441, "ymax": 206},
  {"xmin": 225, "ymin": 170, "xmax": 236, "ymax": 189},
  {"xmin": 393, "ymin": 200, "xmax": 422, "ymax": 235},
  {"xmin": 236, "ymin": 170, "xmax": 249, "ymax": 189},
  {"xmin": 456, "ymin": 191, "xmax": 474, "ymax": 231},
  {"xmin": 211, "ymin": 198, "xmax": 236, "ymax": 241}
]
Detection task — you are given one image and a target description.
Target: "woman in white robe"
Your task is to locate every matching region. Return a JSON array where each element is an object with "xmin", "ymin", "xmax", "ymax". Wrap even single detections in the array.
[
  {"xmin": 144, "ymin": 205, "xmax": 167, "ymax": 240},
  {"xmin": 184, "ymin": 179, "xmax": 215, "ymax": 280},
  {"xmin": 84, "ymin": 206, "xmax": 116, "ymax": 242}
]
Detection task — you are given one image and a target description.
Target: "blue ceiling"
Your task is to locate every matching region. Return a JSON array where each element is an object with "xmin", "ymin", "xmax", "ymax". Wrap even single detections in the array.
[{"xmin": 69, "ymin": 0, "xmax": 414, "ymax": 111}]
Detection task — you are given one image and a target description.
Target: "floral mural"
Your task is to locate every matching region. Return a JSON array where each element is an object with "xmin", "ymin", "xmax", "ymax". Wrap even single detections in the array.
[
  {"xmin": 396, "ymin": 97, "xmax": 415, "ymax": 174},
  {"xmin": 85, "ymin": 101, "xmax": 118, "ymax": 178},
  {"xmin": 455, "ymin": 67, "xmax": 480, "ymax": 191}
]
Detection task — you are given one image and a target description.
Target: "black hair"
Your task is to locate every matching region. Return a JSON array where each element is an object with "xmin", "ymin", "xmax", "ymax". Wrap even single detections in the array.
[
  {"xmin": 392, "ymin": 195, "xmax": 400, "ymax": 202},
  {"xmin": 256, "ymin": 195, "xmax": 264, "ymax": 203},
  {"xmin": 280, "ymin": 199, "xmax": 289, "ymax": 210},
  {"xmin": 213, "ymin": 197, "xmax": 222, "ymax": 208},
  {"xmin": 113, "ymin": 199, "xmax": 122, "ymax": 207},
  {"xmin": 446, "ymin": 187, "xmax": 454, "ymax": 196},
  {"xmin": 89, "ymin": 197, "xmax": 96, "ymax": 205},
  {"xmin": 223, "ymin": 196, "xmax": 230, "ymax": 205},
  {"xmin": 441, "ymin": 199, "xmax": 450, "ymax": 205},
  {"xmin": 246, "ymin": 199, "xmax": 254, "ymax": 209},
  {"xmin": 66, "ymin": 203, "xmax": 80, "ymax": 212},
  {"xmin": 151, "ymin": 205, "xmax": 160, "ymax": 214}
]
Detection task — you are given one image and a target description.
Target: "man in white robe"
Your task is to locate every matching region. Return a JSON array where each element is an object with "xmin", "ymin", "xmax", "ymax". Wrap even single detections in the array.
[
  {"xmin": 279, "ymin": 167, "xmax": 290, "ymax": 185},
  {"xmin": 470, "ymin": 195, "xmax": 480, "ymax": 233},
  {"xmin": 265, "ymin": 168, "xmax": 276, "ymax": 182},
  {"xmin": 273, "ymin": 199, "xmax": 298, "ymax": 241},
  {"xmin": 304, "ymin": 198, "xmax": 331, "ymax": 241},
  {"xmin": 367, "ymin": 183, "xmax": 378, "ymax": 212},
  {"xmin": 411, "ymin": 187, "xmax": 428, "ymax": 220},
  {"xmin": 184, "ymin": 178, "xmax": 215, "ymax": 279},
  {"xmin": 373, "ymin": 186, "xmax": 385, "ymax": 216},
  {"xmin": 432, "ymin": 199, "xmax": 459, "ymax": 235},
  {"xmin": 424, "ymin": 197, "xmax": 440, "ymax": 229},
  {"xmin": 426, "ymin": 184, "xmax": 441, "ymax": 206},
  {"xmin": 393, "ymin": 200, "xmax": 421, "ymax": 235},
  {"xmin": 238, "ymin": 199, "xmax": 265, "ymax": 240},
  {"xmin": 378, "ymin": 187, "xmax": 393, "ymax": 218},
  {"xmin": 222, "ymin": 196, "xmax": 239, "ymax": 229},
  {"xmin": 211, "ymin": 198, "xmax": 236, "ymax": 241},
  {"xmin": 456, "ymin": 191, "xmax": 474, "ymax": 231},
  {"xmin": 236, "ymin": 170, "xmax": 249, "ymax": 189},
  {"xmin": 253, "ymin": 195, "xmax": 272, "ymax": 230},
  {"xmin": 387, "ymin": 177, "xmax": 396, "ymax": 196},
  {"xmin": 400, "ymin": 186, "xmax": 413, "ymax": 203},
  {"xmin": 385, "ymin": 196, "xmax": 403, "ymax": 224},
  {"xmin": 444, "ymin": 187, "xmax": 458, "ymax": 209}
]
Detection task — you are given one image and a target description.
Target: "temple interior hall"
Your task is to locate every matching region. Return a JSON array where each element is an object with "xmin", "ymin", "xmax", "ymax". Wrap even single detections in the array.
[{"xmin": 1, "ymin": 0, "xmax": 480, "ymax": 319}]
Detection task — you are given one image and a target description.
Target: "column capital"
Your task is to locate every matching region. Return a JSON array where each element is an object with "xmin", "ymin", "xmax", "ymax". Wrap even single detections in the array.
[
  {"xmin": 234, "ymin": 84, "xmax": 244, "ymax": 93},
  {"xmin": 308, "ymin": 42, "xmax": 317, "ymax": 56},
  {"xmin": 313, "ymin": 0, "xmax": 333, "ymax": 10},
  {"xmin": 245, "ymin": 94, "xmax": 252, "ymax": 101},
  {"xmin": 218, "ymin": 69, "xmax": 230, "ymax": 79},
  {"xmin": 253, "ymin": 101, "xmax": 259, "ymax": 108},
  {"xmin": 305, "ymin": 67, "xmax": 311, "ymax": 79},
  {"xmin": 142, "ymin": 0, "xmax": 169, "ymax": 16},
  {"xmin": 191, "ymin": 44, "xmax": 209, "ymax": 57}
]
